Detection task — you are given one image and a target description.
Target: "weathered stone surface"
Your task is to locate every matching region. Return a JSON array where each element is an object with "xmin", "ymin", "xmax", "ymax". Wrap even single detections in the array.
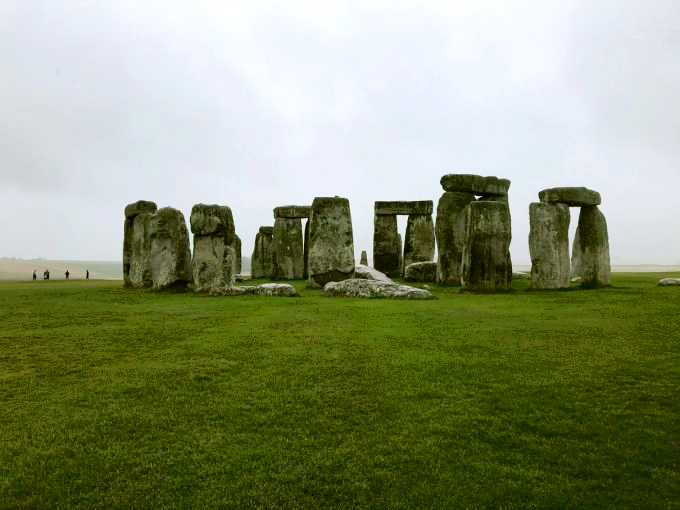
[
  {"xmin": 125, "ymin": 211, "xmax": 155, "ymax": 288},
  {"xmin": 259, "ymin": 226, "xmax": 274, "ymax": 235},
  {"xmin": 192, "ymin": 237, "xmax": 236, "ymax": 291},
  {"xmin": 529, "ymin": 202, "xmax": 571, "ymax": 289},
  {"xmin": 232, "ymin": 234, "xmax": 242, "ymax": 274},
  {"xmin": 360, "ymin": 250, "xmax": 368, "ymax": 266},
  {"xmin": 398, "ymin": 234, "xmax": 404, "ymax": 276},
  {"xmin": 274, "ymin": 205, "xmax": 311, "ymax": 219},
  {"xmin": 513, "ymin": 271, "xmax": 530, "ymax": 280},
  {"xmin": 577, "ymin": 205, "xmax": 611, "ymax": 287},
  {"xmin": 273, "ymin": 217, "xmax": 304, "ymax": 279},
  {"xmin": 658, "ymin": 278, "xmax": 680, "ymax": 287},
  {"xmin": 440, "ymin": 174, "xmax": 510, "ymax": 195},
  {"xmin": 303, "ymin": 219, "xmax": 310, "ymax": 279},
  {"xmin": 148, "ymin": 207, "xmax": 193, "ymax": 290},
  {"xmin": 190, "ymin": 204, "xmax": 235, "ymax": 240},
  {"xmin": 538, "ymin": 187, "xmax": 601, "ymax": 207},
  {"xmin": 210, "ymin": 283, "xmax": 299, "ymax": 297},
  {"xmin": 124, "ymin": 200, "xmax": 157, "ymax": 219},
  {"xmin": 404, "ymin": 214, "xmax": 435, "ymax": 269},
  {"xmin": 123, "ymin": 201, "xmax": 157, "ymax": 287},
  {"xmin": 373, "ymin": 214, "xmax": 400, "ymax": 277},
  {"xmin": 251, "ymin": 230, "xmax": 274, "ymax": 278},
  {"xmin": 375, "ymin": 201, "xmax": 433, "ymax": 216},
  {"xmin": 570, "ymin": 227, "xmax": 582, "ymax": 278},
  {"xmin": 323, "ymin": 278, "xmax": 432, "ymax": 299},
  {"xmin": 461, "ymin": 201, "xmax": 512, "ymax": 290},
  {"xmin": 404, "ymin": 261, "xmax": 437, "ymax": 282},
  {"xmin": 354, "ymin": 264, "xmax": 393, "ymax": 282},
  {"xmin": 477, "ymin": 194, "xmax": 508, "ymax": 203},
  {"xmin": 307, "ymin": 197, "xmax": 355, "ymax": 288},
  {"xmin": 435, "ymin": 191, "xmax": 475, "ymax": 286}
]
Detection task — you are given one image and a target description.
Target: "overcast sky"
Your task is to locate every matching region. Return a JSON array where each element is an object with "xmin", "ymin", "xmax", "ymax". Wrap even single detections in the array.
[{"xmin": 1, "ymin": 0, "xmax": 679, "ymax": 265}]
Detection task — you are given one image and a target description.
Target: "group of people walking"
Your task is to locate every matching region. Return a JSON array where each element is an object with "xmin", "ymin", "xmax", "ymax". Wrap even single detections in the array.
[{"xmin": 33, "ymin": 269, "xmax": 89, "ymax": 280}]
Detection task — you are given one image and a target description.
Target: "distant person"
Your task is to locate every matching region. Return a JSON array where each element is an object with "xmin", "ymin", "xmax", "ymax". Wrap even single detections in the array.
[
  {"xmin": 32, "ymin": 269, "xmax": 37, "ymax": 281},
  {"xmin": 65, "ymin": 270, "xmax": 69, "ymax": 280},
  {"xmin": 86, "ymin": 269, "xmax": 89, "ymax": 280},
  {"xmin": 44, "ymin": 269, "xmax": 50, "ymax": 280}
]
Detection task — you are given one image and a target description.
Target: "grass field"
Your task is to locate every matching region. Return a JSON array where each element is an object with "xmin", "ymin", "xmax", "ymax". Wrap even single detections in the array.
[{"xmin": 1, "ymin": 275, "xmax": 678, "ymax": 508}]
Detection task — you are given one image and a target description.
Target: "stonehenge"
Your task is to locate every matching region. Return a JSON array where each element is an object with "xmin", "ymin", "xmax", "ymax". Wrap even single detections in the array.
[
  {"xmin": 529, "ymin": 187, "xmax": 610, "ymax": 288},
  {"xmin": 190, "ymin": 204, "xmax": 236, "ymax": 292},
  {"xmin": 148, "ymin": 207, "xmax": 193, "ymax": 290},
  {"xmin": 307, "ymin": 196, "xmax": 355, "ymax": 288},
  {"xmin": 436, "ymin": 174, "xmax": 512, "ymax": 290},
  {"xmin": 373, "ymin": 201, "xmax": 434, "ymax": 277},
  {"xmin": 123, "ymin": 200, "xmax": 157, "ymax": 287}
]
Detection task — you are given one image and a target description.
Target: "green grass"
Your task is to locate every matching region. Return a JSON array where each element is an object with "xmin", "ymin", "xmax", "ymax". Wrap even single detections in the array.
[{"xmin": 0, "ymin": 274, "xmax": 678, "ymax": 509}]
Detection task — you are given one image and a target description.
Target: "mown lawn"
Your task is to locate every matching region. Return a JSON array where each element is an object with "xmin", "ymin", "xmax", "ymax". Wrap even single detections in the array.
[{"xmin": 0, "ymin": 274, "xmax": 678, "ymax": 509}]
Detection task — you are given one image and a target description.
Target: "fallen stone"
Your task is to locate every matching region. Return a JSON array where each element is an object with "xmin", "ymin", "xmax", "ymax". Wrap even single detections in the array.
[
  {"xmin": 435, "ymin": 191, "xmax": 475, "ymax": 286},
  {"xmin": 323, "ymin": 278, "xmax": 432, "ymax": 299},
  {"xmin": 461, "ymin": 201, "xmax": 512, "ymax": 291},
  {"xmin": 538, "ymin": 187, "xmax": 601, "ymax": 207},
  {"xmin": 307, "ymin": 197, "xmax": 355, "ymax": 287},
  {"xmin": 373, "ymin": 214, "xmax": 400, "ymax": 276},
  {"xmin": 374, "ymin": 201, "xmax": 433, "ymax": 216},
  {"xmin": 148, "ymin": 207, "xmax": 193, "ymax": 290},
  {"xmin": 404, "ymin": 214, "xmax": 435, "ymax": 269},
  {"xmin": 404, "ymin": 261, "xmax": 437, "ymax": 282},
  {"xmin": 577, "ymin": 205, "xmax": 611, "ymax": 287},
  {"xmin": 360, "ymin": 250, "xmax": 368, "ymax": 266},
  {"xmin": 273, "ymin": 217, "xmax": 304, "ymax": 279},
  {"xmin": 274, "ymin": 205, "xmax": 311, "ymax": 219},
  {"xmin": 512, "ymin": 271, "xmax": 530, "ymax": 280},
  {"xmin": 354, "ymin": 264, "xmax": 393, "ymax": 282},
  {"xmin": 124, "ymin": 200, "xmax": 157, "ymax": 219},
  {"xmin": 190, "ymin": 204, "xmax": 235, "ymax": 240},
  {"xmin": 210, "ymin": 283, "xmax": 299, "ymax": 297},
  {"xmin": 658, "ymin": 278, "xmax": 680, "ymax": 287},
  {"xmin": 529, "ymin": 202, "xmax": 571, "ymax": 289},
  {"xmin": 440, "ymin": 174, "xmax": 510, "ymax": 195}
]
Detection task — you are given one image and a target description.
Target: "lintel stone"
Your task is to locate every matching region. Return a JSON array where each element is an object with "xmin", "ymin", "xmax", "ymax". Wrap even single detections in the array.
[
  {"xmin": 374, "ymin": 200, "xmax": 433, "ymax": 216},
  {"xmin": 274, "ymin": 205, "xmax": 311, "ymax": 219},
  {"xmin": 440, "ymin": 174, "xmax": 510, "ymax": 195},
  {"xmin": 538, "ymin": 187, "xmax": 601, "ymax": 207}
]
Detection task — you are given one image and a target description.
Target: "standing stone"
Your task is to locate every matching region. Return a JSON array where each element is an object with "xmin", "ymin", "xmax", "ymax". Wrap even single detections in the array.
[
  {"xmin": 190, "ymin": 204, "xmax": 236, "ymax": 291},
  {"xmin": 251, "ymin": 227, "xmax": 274, "ymax": 278},
  {"xmin": 123, "ymin": 200, "xmax": 157, "ymax": 287},
  {"xmin": 570, "ymin": 227, "xmax": 582, "ymax": 279},
  {"xmin": 398, "ymin": 234, "xmax": 404, "ymax": 276},
  {"xmin": 577, "ymin": 205, "xmax": 611, "ymax": 287},
  {"xmin": 232, "ymin": 234, "xmax": 242, "ymax": 275},
  {"xmin": 528, "ymin": 202, "xmax": 571, "ymax": 289},
  {"xmin": 461, "ymin": 201, "xmax": 512, "ymax": 290},
  {"xmin": 307, "ymin": 196, "xmax": 355, "ymax": 288},
  {"xmin": 148, "ymin": 207, "xmax": 193, "ymax": 290},
  {"xmin": 360, "ymin": 250, "xmax": 368, "ymax": 266},
  {"xmin": 435, "ymin": 191, "xmax": 475, "ymax": 286},
  {"xmin": 273, "ymin": 217, "xmax": 304, "ymax": 279},
  {"xmin": 404, "ymin": 214, "xmax": 435, "ymax": 269},
  {"xmin": 373, "ymin": 214, "xmax": 400, "ymax": 277},
  {"xmin": 303, "ymin": 219, "xmax": 310, "ymax": 279}
]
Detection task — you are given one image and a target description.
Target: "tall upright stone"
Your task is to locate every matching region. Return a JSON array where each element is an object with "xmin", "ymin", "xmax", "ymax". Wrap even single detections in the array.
[
  {"xmin": 148, "ymin": 207, "xmax": 193, "ymax": 290},
  {"xmin": 577, "ymin": 205, "xmax": 611, "ymax": 287},
  {"xmin": 123, "ymin": 200, "xmax": 157, "ymax": 288},
  {"xmin": 251, "ymin": 227, "xmax": 274, "ymax": 278},
  {"xmin": 303, "ymin": 219, "xmax": 310, "ymax": 279},
  {"xmin": 307, "ymin": 196, "xmax": 355, "ymax": 288},
  {"xmin": 570, "ymin": 228, "xmax": 582, "ymax": 279},
  {"xmin": 190, "ymin": 204, "xmax": 236, "ymax": 292},
  {"xmin": 360, "ymin": 250, "xmax": 368, "ymax": 266},
  {"xmin": 435, "ymin": 191, "xmax": 475, "ymax": 286},
  {"xmin": 232, "ymin": 234, "xmax": 242, "ymax": 275},
  {"xmin": 272, "ymin": 217, "xmax": 304, "ymax": 279},
  {"xmin": 404, "ymin": 214, "xmax": 435, "ymax": 269},
  {"xmin": 461, "ymin": 201, "xmax": 512, "ymax": 290},
  {"xmin": 373, "ymin": 214, "xmax": 400, "ymax": 276},
  {"xmin": 528, "ymin": 202, "xmax": 571, "ymax": 289}
]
